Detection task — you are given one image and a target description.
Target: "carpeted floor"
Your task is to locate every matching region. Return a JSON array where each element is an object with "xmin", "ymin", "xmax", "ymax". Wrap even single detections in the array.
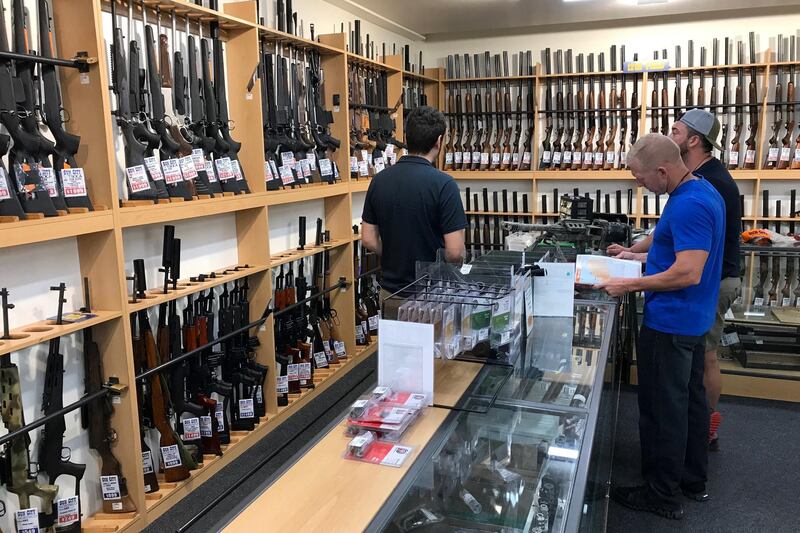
[{"xmin": 608, "ymin": 386, "xmax": 800, "ymax": 533}]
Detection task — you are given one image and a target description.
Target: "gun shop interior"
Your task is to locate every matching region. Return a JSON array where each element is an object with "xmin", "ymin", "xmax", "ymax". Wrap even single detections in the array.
[{"xmin": 0, "ymin": 0, "xmax": 799, "ymax": 532}]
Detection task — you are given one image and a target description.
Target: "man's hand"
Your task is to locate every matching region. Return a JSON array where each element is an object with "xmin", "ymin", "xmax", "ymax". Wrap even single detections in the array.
[
  {"xmin": 594, "ymin": 277, "xmax": 637, "ymax": 298},
  {"xmin": 616, "ymin": 251, "xmax": 647, "ymax": 263},
  {"xmin": 606, "ymin": 243, "xmax": 630, "ymax": 257}
]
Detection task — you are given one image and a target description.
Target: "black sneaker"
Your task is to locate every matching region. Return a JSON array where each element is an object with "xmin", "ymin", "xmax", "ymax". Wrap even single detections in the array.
[
  {"xmin": 681, "ymin": 486, "xmax": 710, "ymax": 502},
  {"xmin": 612, "ymin": 485, "xmax": 684, "ymax": 520}
]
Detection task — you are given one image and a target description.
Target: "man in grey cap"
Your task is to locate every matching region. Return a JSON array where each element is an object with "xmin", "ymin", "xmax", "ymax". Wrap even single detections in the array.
[{"xmin": 609, "ymin": 109, "xmax": 741, "ymax": 452}]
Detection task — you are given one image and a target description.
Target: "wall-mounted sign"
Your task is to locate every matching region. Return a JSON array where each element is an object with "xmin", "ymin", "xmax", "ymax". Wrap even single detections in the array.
[{"xmin": 623, "ymin": 60, "xmax": 671, "ymax": 73}]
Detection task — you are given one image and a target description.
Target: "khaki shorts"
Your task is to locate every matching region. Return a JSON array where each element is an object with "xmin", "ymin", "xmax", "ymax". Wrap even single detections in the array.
[{"xmin": 705, "ymin": 277, "xmax": 741, "ymax": 351}]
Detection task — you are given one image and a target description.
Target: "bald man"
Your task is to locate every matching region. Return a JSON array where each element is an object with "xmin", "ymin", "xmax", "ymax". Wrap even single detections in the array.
[{"xmin": 596, "ymin": 134, "xmax": 725, "ymax": 520}]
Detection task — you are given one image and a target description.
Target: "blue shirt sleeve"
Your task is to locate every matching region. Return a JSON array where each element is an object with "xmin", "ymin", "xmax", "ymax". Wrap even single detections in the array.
[{"xmin": 670, "ymin": 196, "xmax": 715, "ymax": 253}]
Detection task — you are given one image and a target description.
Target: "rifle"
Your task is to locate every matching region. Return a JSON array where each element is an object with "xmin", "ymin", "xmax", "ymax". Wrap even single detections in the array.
[
  {"xmin": 730, "ymin": 41, "xmax": 745, "ymax": 170},
  {"xmin": 540, "ymin": 48, "xmax": 553, "ymax": 170},
  {"xmin": 720, "ymin": 38, "xmax": 732, "ymax": 166},
  {"xmin": 572, "ymin": 54, "xmax": 585, "ymax": 171},
  {"xmin": 0, "ymin": 289, "xmax": 58, "ymax": 529},
  {"xmin": 744, "ymin": 33, "xmax": 759, "ymax": 170},
  {"xmin": 0, "ymin": 0, "xmax": 57, "ymax": 215},
  {"xmin": 628, "ymin": 53, "xmax": 639, "ymax": 169},
  {"xmin": 480, "ymin": 53, "xmax": 492, "ymax": 171},
  {"xmin": 604, "ymin": 46, "xmax": 618, "ymax": 170},
  {"xmin": 38, "ymin": 283, "xmax": 86, "ymax": 532},
  {"xmin": 490, "ymin": 54, "xmax": 503, "ymax": 171},
  {"xmin": 550, "ymin": 50, "xmax": 564, "ymax": 170},
  {"xmin": 511, "ymin": 52, "xmax": 525, "ymax": 170},
  {"xmin": 582, "ymin": 54, "xmax": 595, "ymax": 170},
  {"xmin": 500, "ymin": 52, "xmax": 513, "ymax": 171},
  {"xmin": 674, "ymin": 45, "xmax": 683, "ymax": 120},
  {"xmin": 767, "ymin": 35, "xmax": 784, "ymax": 169},
  {"xmin": 561, "ymin": 50, "xmax": 574, "ymax": 171},
  {"xmin": 132, "ymin": 259, "xmax": 194, "ymax": 482},
  {"xmin": 354, "ymin": 238, "xmax": 371, "ymax": 346},
  {"xmin": 452, "ymin": 55, "xmax": 464, "ymax": 170},
  {"xmin": 462, "ymin": 55, "xmax": 474, "ymax": 171},
  {"xmin": 520, "ymin": 51, "xmax": 534, "ymax": 171},
  {"xmin": 660, "ymin": 49, "xmax": 669, "ymax": 135},
  {"xmin": 711, "ymin": 40, "xmax": 720, "ymax": 158},
  {"xmin": 619, "ymin": 47, "xmax": 629, "ymax": 168},
  {"xmin": 593, "ymin": 53, "xmax": 607, "ymax": 170},
  {"xmin": 38, "ymin": 0, "xmax": 93, "ymax": 211},
  {"xmin": 783, "ymin": 254, "xmax": 796, "ymax": 306},
  {"xmin": 0, "ymin": 132, "xmax": 25, "ymax": 218},
  {"xmin": 686, "ymin": 41, "xmax": 694, "ymax": 110},
  {"xmin": 784, "ymin": 37, "xmax": 796, "ymax": 170},
  {"xmin": 698, "ymin": 46, "xmax": 707, "ymax": 108},
  {"xmin": 650, "ymin": 51, "xmax": 660, "ymax": 135},
  {"xmin": 80, "ymin": 279, "xmax": 137, "ymax": 513},
  {"xmin": 307, "ymin": 48, "xmax": 341, "ymax": 182}
]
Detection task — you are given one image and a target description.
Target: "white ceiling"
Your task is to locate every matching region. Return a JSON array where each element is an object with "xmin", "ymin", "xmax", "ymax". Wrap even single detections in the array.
[{"xmin": 326, "ymin": 0, "xmax": 800, "ymax": 41}]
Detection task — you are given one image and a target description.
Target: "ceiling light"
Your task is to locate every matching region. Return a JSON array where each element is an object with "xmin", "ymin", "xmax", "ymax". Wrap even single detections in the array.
[{"xmin": 638, "ymin": 0, "xmax": 668, "ymax": 4}]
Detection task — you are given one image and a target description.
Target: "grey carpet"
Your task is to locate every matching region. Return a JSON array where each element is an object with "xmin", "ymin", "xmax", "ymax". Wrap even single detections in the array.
[
  {"xmin": 608, "ymin": 386, "xmax": 800, "ymax": 533},
  {"xmin": 144, "ymin": 353, "xmax": 376, "ymax": 533}
]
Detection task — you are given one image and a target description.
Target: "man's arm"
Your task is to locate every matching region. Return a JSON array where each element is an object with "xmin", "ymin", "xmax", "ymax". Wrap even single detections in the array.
[
  {"xmin": 361, "ymin": 222, "xmax": 382, "ymax": 255},
  {"xmin": 443, "ymin": 229, "xmax": 466, "ymax": 263},
  {"xmin": 596, "ymin": 249, "xmax": 708, "ymax": 297},
  {"xmin": 607, "ymin": 233, "xmax": 652, "ymax": 256}
]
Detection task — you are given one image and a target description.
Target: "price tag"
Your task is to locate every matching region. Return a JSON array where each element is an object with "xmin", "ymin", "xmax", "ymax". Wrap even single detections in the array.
[
  {"xmin": 780, "ymin": 147, "xmax": 792, "ymax": 162},
  {"xmin": 214, "ymin": 402, "xmax": 225, "ymax": 431},
  {"xmin": 593, "ymin": 152, "xmax": 604, "ymax": 164},
  {"xmin": 60, "ymin": 168, "xmax": 88, "ymax": 197},
  {"xmin": 140, "ymin": 159, "xmax": 163, "ymax": 186},
  {"xmin": 781, "ymin": 297, "xmax": 791, "ymax": 307},
  {"xmin": 238, "ymin": 398, "xmax": 254, "ymax": 418},
  {"xmin": 360, "ymin": 149, "xmax": 369, "ymax": 163},
  {"xmin": 500, "ymin": 330, "xmax": 511, "ymax": 344},
  {"xmin": 276, "ymin": 375, "xmax": 289, "ymax": 393},
  {"xmin": 358, "ymin": 160, "xmax": 369, "ymax": 176},
  {"xmin": 491, "ymin": 152, "xmax": 501, "ymax": 165},
  {"xmin": 161, "ymin": 158, "xmax": 184, "ymax": 184},
  {"xmin": 256, "ymin": 385, "xmax": 263, "ymax": 404},
  {"xmin": 374, "ymin": 157, "xmax": 386, "ymax": 173},
  {"xmin": 299, "ymin": 362, "xmax": 312, "ymax": 380},
  {"xmin": 472, "ymin": 151, "xmax": 481, "ymax": 164},
  {"xmin": 768, "ymin": 147, "xmax": 780, "ymax": 162},
  {"xmin": 541, "ymin": 150, "xmax": 552, "ymax": 163},
  {"xmin": 480, "ymin": 152, "xmax": 490, "ymax": 165},
  {"xmin": 478, "ymin": 328, "xmax": 489, "ymax": 341},
  {"xmin": 179, "ymin": 155, "xmax": 198, "ymax": 180},
  {"xmin": 389, "ymin": 152, "xmax": 398, "ymax": 165},
  {"xmin": 15, "ymin": 508, "xmax": 39, "ymax": 533},
  {"xmin": 620, "ymin": 152, "xmax": 627, "ymax": 166},
  {"xmin": 720, "ymin": 331, "xmax": 740, "ymax": 347},
  {"xmin": 319, "ymin": 158, "xmax": 333, "ymax": 177},
  {"xmin": 232, "ymin": 160, "xmax": 244, "ymax": 181},
  {"xmin": 215, "ymin": 157, "xmax": 234, "ymax": 181},
  {"xmin": 307, "ymin": 152, "xmax": 317, "ymax": 170},
  {"xmin": 56, "ymin": 496, "xmax": 80, "ymax": 527},
  {"xmin": 287, "ymin": 363, "xmax": 299, "ymax": 381},
  {"xmin": 349, "ymin": 156, "xmax": 358, "ymax": 172},
  {"xmin": 445, "ymin": 152, "xmax": 454, "ymax": 165},
  {"xmin": 205, "ymin": 160, "xmax": 218, "ymax": 182},
  {"xmin": 754, "ymin": 297, "xmax": 764, "ymax": 306},
  {"xmin": 281, "ymin": 151, "xmax": 296, "ymax": 167},
  {"xmin": 279, "ymin": 165, "xmax": 295, "ymax": 185},
  {"xmin": 0, "ymin": 167, "xmax": 10, "ymax": 200},
  {"xmin": 745, "ymin": 150, "xmax": 756, "ymax": 164},
  {"xmin": 192, "ymin": 149, "xmax": 207, "ymax": 171},
  {"xmin": 293, "ymin": 160, "xmax": 303, "ymax": 181},
  {"xmin": 584, "ymin": 151, "xmax": 593, "ymax": 164},
  {"xmin": 460, "ymin": 264, "xmax": 473, "ymax": 275},
  {"xmin": 368, "ymin": 315, "xmax": 379, "ymax": 331},
  {"xmin": 522, "ymin": 151, "xmax": 532, "ymax": 165},
  {"xmin": 728, "ymin": 151, "xmax": 739, "ymax": 165},
  {"xmin": 794, "ymin": 148, "xmax": 800, "ymax": 163},
  {"xmin": 39, "ymin": 166, "xmax": 59, "ymax": 197},
  {"xmin": 264, "ymin": 161, "xmax": 275, "ymax": 181},
  {"xmin": 334, "ymin": 340, "xmax": 346, "ymax": 356},
  {"xmin": 182, "ymin": 417, "xmax": 201, "ymax": 440},
  {"xmin": 606, "ymin": 151, "xmax": 616, "ymax": 163},
  {"xmin": 356, "ymin": 323, "xmax": 365, "ymax": 342},
  {"xmin": 502, "ymin": 152, "xmax": 512, "ymax": 164},
  {"xmin": 454, "ymin": 151, "xmax": 463, "ymax": 164},
  {"xmin": 313, "ymin": 351, "xmax": 329, "ymax": 368},
  {"xmin": 126, "ymin": 165, "xmax": 151, "ymax": 192},
  {"xmin": 563, "ymin": 151, "xmax": 572, "ymax": 164},
  {"xmin": 300, "ymin": 158, "xmax": 311, "ymax": 178},
  {"xmin": 323, "ymin": 341, "xmax": 333, "ymax": 358},
  {"xmin": 142, "ymin": 451, "xmax": 154, "ymax": 474},
  {"xmin": 160, "ymin": 444, "xmax": 182, "ymax": 469},
  {"xmin": 463, "ymin": 151, "xmax": 472, "ymax": 165},
  {"xmin": 100, "ymin": 475, "xmax": 122, "ymax": 500},
  {"xmin": 385, "ymin": 144, "xmax": 395, "ymax": 156},
  {"xmin": 552, "ymin": 151, "xmax": 562, "ymax": 164}
]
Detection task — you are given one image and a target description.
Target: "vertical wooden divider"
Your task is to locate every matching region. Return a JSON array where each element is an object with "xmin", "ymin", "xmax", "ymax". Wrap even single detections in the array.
[
  {"xmin": 385, "ymin": 56, "xmax": 404, "ymax": 142},
  {"xmin": 319, "ymin": 33, "xmax": 351, "ymax": 179}
]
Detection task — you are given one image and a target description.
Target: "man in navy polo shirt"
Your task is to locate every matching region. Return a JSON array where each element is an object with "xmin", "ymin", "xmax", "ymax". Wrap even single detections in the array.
[
  {"xmin": 597, "ymin": 134, "xmax": 725, "ymax": 520},
  {"xmin": 361, "ymin": 106, "xmax": 467, "ymax": 315}
]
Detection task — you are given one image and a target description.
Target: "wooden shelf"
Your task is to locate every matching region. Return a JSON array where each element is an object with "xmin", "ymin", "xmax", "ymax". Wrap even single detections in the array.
[
  {"xmin": 534, "ymin": 170, "xmax": 633, "ymax": 179},
  {"xmin": 141, "ymin": 0, "xmax": 255, "ymax": 30},
  {"xmin": 258, "ymin": 25, "xmax": 343, "ymax": 55},
  {"xmin": 402, "ymin": 70, "xmax": 439, "ymax": 83},
  {"xmin": 466, "ymin": 210, "xmax": 531, "ymax": 217},
  {"xmin": 0, "ymin": 310, "xmax": 122, "ymax": 357},
  {"xmin": 269, "ymin": 238, "xmax": 352, "ymax": 268},
  {"xmin": 443, "ymin": 75, "xmax": 536, "ymax": 83},
  {"xmin": 349, "ymin": 179, "xmax": 372, "ymax": 192},
  {"xmin": 119, "ymin": 194, "xmax": 266, "ymax": 228},
  {"xmin": 265, "ymin": 182, "xmax": 350, "ymax": 205},
  {"xmin": 127, "ymin": 264, "xmax": 269, "ymax": 314},
  {"xmin": 82, "ymin": 511, "xmax": 142, "ymax": 533},
  {"xmin": 758, "ymin": 217, "xmax": 800, "ymax": 222},
  {"xmin": 145, "ymin": 346, "xmax": 374, "ymax": 521},
  {"xmin": 0, "ymin": 210, "xmax": 114, "ymax": 249},
  {"xmin": 346, "ymin": 52, "xmax": 400, "ymax": 72},
  {"xmin": 756, "ymin": 169, "xmax": 800, "ymax": 179},
  {"xmin": 447, "ymin": 170, "xmax": 532, "ymax": 180}
]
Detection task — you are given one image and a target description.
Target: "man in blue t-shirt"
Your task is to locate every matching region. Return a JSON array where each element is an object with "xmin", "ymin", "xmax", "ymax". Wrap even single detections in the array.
[{"xmin": 596, "ymin": 134, "xmax": 725, "ymax": 520}]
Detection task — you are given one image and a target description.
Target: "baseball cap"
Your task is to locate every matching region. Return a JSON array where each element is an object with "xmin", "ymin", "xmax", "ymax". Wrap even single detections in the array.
[{"xmin": 679, "ymin": 109, "xmax": 722, "ymax": 151}]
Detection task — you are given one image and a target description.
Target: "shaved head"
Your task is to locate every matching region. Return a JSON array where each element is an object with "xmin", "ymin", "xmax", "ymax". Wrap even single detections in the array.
[{"xmin": 627, "ymin": 134, "xmax": 683, "ymax": 170}]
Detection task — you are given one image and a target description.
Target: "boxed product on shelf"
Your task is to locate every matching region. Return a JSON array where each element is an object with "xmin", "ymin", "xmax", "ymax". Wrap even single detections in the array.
[{"xmin": 344, "ymin": 430, "xmax": 415, "ymax": 467}]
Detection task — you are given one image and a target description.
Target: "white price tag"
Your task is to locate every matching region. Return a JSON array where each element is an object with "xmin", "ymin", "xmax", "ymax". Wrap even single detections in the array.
[
  {"xmin": 238, "ymin": 398, "xmax": 255, "ymax": 418},
  {"xmin": 491, "ymin": 152, "xmax": 501, "ymax": 165},
  {"xmin": 780, "ymin": 147, "xmax": 792, "ymax": 162},
  {"xmin": 445, "ymin": 152, "xmax": 454, "ymax": 165},
  {"xmin": 794, "ymin": 148, "xmax": 800, "ymax": 162},
  {"xmin": 300, "ymin": 158, "xmax": 311, "ymax": 178},
  {"xmin": 276, "ymin": 375, "xmax": 289, "ymax": 394},
  {"xmin": 142, "ymin": 450, "xmax": 154, "ymax": 474},
  {"xmin": 368, "ymin": 315, "xmax": 379, "ymax": 331},
  {"xmin": 313, "ymin": 351, "xmax": 329, "ymax": 368},
  {"xmin": 215, "ymin": 157, "xmax": 234, "ymax": 181},
  {"xmin": 584, "ymin": 152, "xmax": 594, "ymax": 164},
  {"xmin": 205, "ymin": 160, "xmax": 218, "ymax": 182},
  {"xmin": 781, "ymin": 297, "xmax": 791, "ymax": 307},
  {"xmin": 200, "ymin": 415, "xmax": 213, "ymax": 437},
  {"xmin": 754, "ymin": 297, "xmax": 764, "ymax": 306},
  {"xmin": 481, "ymin": 152, "xmax": 490, "ymax": 164},
  {"xmin": 389, "ymin": 153, "xmax": 398, "ymax": 165},
  {"xmin": 160, "ymin": 444, "xmax": 182, "ymax": 469},
  {"xmin": 182, "ymin": 417, "xmax": 201, "ymax": 440},
  {"xmin": 380, "ymin": 445, "xmax": 414, "ymax": 467},
  {"xmin": 361, "ymin": 149, "xmax": 369, "ymax": 162},
  {"xmin": 264, "ymin": 161, "xmax": 274, "ymax": 181},
  {"xmin": 728, "ymin": 151, "xmax": 739, "ymax": 165},
  {"xmin": 15, "ymin": 508, "xmax": 39, "ymax": 533},
  {"xmin": 100, "ymin": 474, "xmax": 122, "ymax": 500},
  {"xmin": 720, "ymin": 332, "xmax": 740, "ymax": 347},
  {"xmin": 269, "ymin": 160, "xmax": 279, "ymax": 181},
  {"xmin": 502, "ymin": 152, "xmax": 512, "ymax": 164},
  {"xmin": 386, "ymin": 144, "xmax": 395, "ymax": 155},
  {"xmin": 232, "ymin": 160, "xmax": 244, "ymax": 181},
  {"xmin": 349, "ymin": 156, "xmax": 358, "ymax": 172},
  {"xmin": 279, "ymin": 165, "xmax": 295, "ymax": 185},
  {"xmin": 287, "ymin": 363, "xmax": 299, "ymax": 381},
  {"xmin": 179, "ymin": 155, "xmax": 198, "ymax": 180},
  {"xmin": 460, "ymin": 264, "xmax": 472, "ymax": 275},
  {"xmin": 522, "ymin": 151, "xmax": 532, "ymax": 164},
  {"xmin": 606, "ymin": 151, "xmax": 616, "ymax": 163},
  {"xmin": 319, "ymin": 158, "xmax": 333, "ymax": 177},
  {"xmin": 768, "ymin": 147, "xmax": 780, "ymax": 162},
  {"xmin": 281, "ymin": 151, "xmax": 296, "ymax": 167},
  {"xmin": 541, "ymin": 150, "xmax": 552, "ymax": 163},
  {"xmin": 161, "ymin": 158, "xmax": 183, "ymax": 184},
  {"xmin": 358, "ymin": 160, "xmax": 369, "ymax": 176},
  {"xmin": 214, "ymin": 402, "xmax": 225, "ymax": 431},
  {"xmin": 56, "ymin": 496, "xmax": 80, "ymax": 527},
  {"xmin": 472, "ymin": 151, "xmax": 481, "ymax": 164},
  {"xmin": 0, "ymin": 168, "xmax": 10, "ymax": 200},
  {"xmin": 334, "ymin": 340, "xmax": 346, "ymax": 356},
  {"xmin": 593, "ymin": 152, "xmax": 604, "ymax": 164},
  {"xmin": 307, "ymin": 152, "xmax": 317, "ymax": 170},
  {"xmin": 126, "ymin": 165, "xmax": 151, "ymax": 192},
  {"xmin": 454, "ymin": 151, "xmax": 463, "ymax": 164},
  {"xmin": 299, "ymin": 362, "xmax": 312, "ymax": 381},
  {"xmin": 374, "ymin": 157, "xmax": 386, "ymax": 173},
  {"xmin": 60, "ymin": 168, "xmax": 88, "ymax": 197},
  {"xmin": 39, "ymin": 166, "xmax": 58, "ymax": 197},
  {"xmin": 256, "ymin": 385, "xmax": 263, "ymax": 404},
  {"xmin": 478, "ymin": 328, "xmax": 489, "ymax": 341},
  {"xmin": 563, "ymin": 151, "xmax": 572, "ymax": 164},
  {"xmin": 512, "ymin": 152, "xmax": 521, "ymax": 166},
  {"xmin": 620, "ymin": 152, "xmax": 627, "ymax": 166},
  {"xmin": 463, "ymin": 151, "xmax": 472, "ymax": 164},
  {"xmin": 552, "ymin": 151, "xmax": 562, "ymax": 164},
  {"xmin": 745, "ymin": 149, "xmax": 756, "ymax": 164},
  {"xmin": 142, "ymin": 157, "xmax": 163, "ymax": 183},
  {"xmin": 192, "ymin": 149, "xmax": 207, "ymax": 171}
]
